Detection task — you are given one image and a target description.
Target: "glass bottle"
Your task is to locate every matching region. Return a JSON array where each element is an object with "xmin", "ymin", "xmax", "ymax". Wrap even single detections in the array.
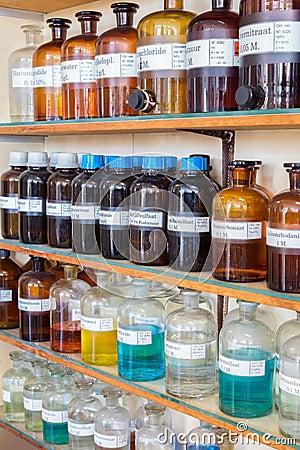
[
  {"xmin": 81, "ymin": 271, "xmax": 123, "ymax": 366},
  {"xmin": 47, "ymin": 152, "xmax": 78, "ymax": 248},
  {"xmin": 42, "ymin": 366, "xmax": 74, "ymax": 445},
  {"xmin": 136, "ymin": 0, "xmax": 196, "ymax": 115},
  {"xmin": 267, "ymin": 163, "xmax": 300, "ymax": 292},
  {"xmin": 212, "ymin": 160, "xmax": 269, "ymax": 282},
  {"xmin": 33, "ymin": 18, "xmax": 72, "ymax": 121},
  {"xmin": 186, "ymin": 421, "xmax": 220, "ymax": 450},
  {"xmin": 117, "ymin": 279, "xmax": 165, "ymax": 381},
  {"xmin": 18, "ymin": 151, "xmax": 50, "ymax": 244},
  {"xmin": 95, "ymin": 2, "xmax": 139, "ymax": 118},
  {"xmin": 48, "ymin": 261, "xmax": 75, "ymax": 279},
  {"xmin": 219, "ymin": 301, "xmax": 275, "ymax": 418},
  {"xmin": 0, "ymin": 151, "xmax": 27, "ymax": 239},
  {"xmin": 23, "ymin": 359, "xmax": 52, "ymax": 431},
  {"xmin": 18, "ymin": 256, "xmax": 58, "ymax": 342},
  {"xmin": 136, "ymin": 403, "xmax": 175, "ymax": 449},
  {"xmin": 129, "ymin": 156, "xmax": 170, "ymax": 265},
  {"xmin": 50, "ymin": 265, "xmax": 89, "ymax": 353},
  {"xmin": 94, "ymin": 386, "xmax": 131, "ymax": 450},
  {"xmin": 135, "ymin": 401, "xmax": 172, "ymax": 432},
  {"xmin": 68, "ymin": 378, "xmax": 102, "ymax": 450},
  {"xmin": 224, "ymin": 301, "xmax": 278, "ymax": 333},
  {"xmin": 0, "ymin": 249, "xmax": 21, "ymax": 329},
  {"xmin": 186, "ymin": 1, "xmax": 239, "ymax": 112},
  {"xmin": 61, "ymin": 11, "xmax": 102, "ymax": 120},
  {"xmin": 2, "ymin": 350, "xmax": 31, "ymax": 422},
  {"xmin": 8, "ymin": 24, "xmax": 44, "ymax": 122},
  {"xmin": 120, "ymin": 391, "xmax": 144, "ymax": 450},
  {"xmin": 165, "ymin": 290, "xmax": 217, "ymax": 398},
  {"xmin": 71, "ymin": 154, "xmax": 103, "ymax": 255}
]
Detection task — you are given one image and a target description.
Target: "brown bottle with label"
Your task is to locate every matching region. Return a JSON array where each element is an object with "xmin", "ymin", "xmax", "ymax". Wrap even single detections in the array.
[{"xmin": 0, "ymin": 250, "xmax": 22, "ymax": 329}]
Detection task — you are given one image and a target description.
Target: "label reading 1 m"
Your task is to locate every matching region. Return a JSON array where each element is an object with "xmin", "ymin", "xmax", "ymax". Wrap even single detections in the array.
[
  {"xmin": 267, "ymin": 227, "xmax": 300, "ymax": 249},
  {"xmin": 186, "ymin": 39, "xmax": 239, "ymax": 69},
  {"xmin": 137, "ymin": 43, "xmax": 186, "ymax": 72}
]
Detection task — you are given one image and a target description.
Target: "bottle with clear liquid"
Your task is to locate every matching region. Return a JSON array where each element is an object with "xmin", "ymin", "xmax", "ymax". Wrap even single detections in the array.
[
  {"xmin": 165, "ymin": 290, "xmax": 217, "ymax": 398},
  {"xmin": 186, "ymin": 420, "xmax": 220, "ymax": 450},
  {"xmin": 18, "ymin": 256, "xmax": 58, "ymax": 342},
  {"xmin": 61, "ymin": 11, "xmax": 102, "ymax": 119},
  {"xmin": 95, "ymin": 2, "xmax": 139, "ymax": 118},
  {"xmin": 120, "ymin": 391, "xmax": 144, "ymax": 450},
  {"xmin": 219, "ymin": 301, "xmax": 275, "ymax": 418},
  {"xmin": 136, "ymin": 404, "xmax": 175, "ymax": 450},
  {"xmin": 117, "ymin": 279, "xmax": 165, "ymax": 381},
  {"xmin": 212, "ymin": 160, "xmax": 269, "ymax": 282},
  {"xmin": 186, "ymin": 0, "xmax": 239, "ymax": 112},
  {"xmin": 0, "ymin": 249, "xmax": 22, "ymax": 329},
  {"xmin": 0, "ymin": 151, "xmax": 27, "ymax": 239},
  {"xmin": 68, "ymin": 378, "xmax": 102, "ymax": 450},
  {"xmin": 33, "ymin": 18, "xmax": 72, "ymax": 121},
  {"xmin": 50, "ymin": 265, "xmax": 89, "ymax": 353},
  {"xmin": 8, "ymin": 24, "xmax": 44, "ymax": 122},
  {"xmin": 94, "ymin": 386, "xmax": 131, "ymax": 450},
  {"xmin": 18, "ymin": 151, "xmax": 50, "ymax": 244},
  {"xmin": 267, "ymin": 163, "xmax": 300, "ymax": 292},
  {"xmin": 2, "ymin": 350, "xmax": 31, "ymax": 422}
]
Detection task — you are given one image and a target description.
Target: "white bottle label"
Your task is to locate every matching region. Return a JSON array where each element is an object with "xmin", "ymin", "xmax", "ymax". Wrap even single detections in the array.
[
  {"xmin": 186, "ymin": 39, "xmax": 239, "ymax": 69},
  {"xmin": 280, "ymin": 372, "xmax": 300, "ymax": 396},
  {"xmin": 0, "ymin": 195, "xmax": 18, "ymax": 210},
  {"xmin": 24, "ymin": 396, "xmax": 42, "ymax": 411},
  {"xmin": 18, "ymin": 198, "xmax": 43, "ymax": 213},
  {"xmin": 42, "ymin": 408, "xmax": 68, "ymax": 423},
  {"xmin": 12, "ymin": 68, "xmax": 34, "ymax": 88},
  {"xmin": 0, "ymin": 290, "xmax": 12, "ymax": 302},
  {"xmin": 266, "ymin": 226, "xmax": 300, "ymax": 249},
  {"xmin": 71, "ymin": 205, "xmax": 96, "ymax": 220},
  {"xmin": 95, "ymin": 53, "xmax": 137, "ymax": 79},
  {"xmin": 33, "ymin": 65, "xmax": 61, "ymax": 88},
  {"xmin": 165, "ymin": 340, "xmax": 206, "ymax": 360},
  {"xmin": 167, "ymin": 215, "xmax": 210, "ymax": 233},
  {"xmin": 46, "ymin": 202, "xmax": 72, "ymax": 218},
  {"xmin": 129, "ymin": 210, "xmax": 163, "ymax": 228},
  {"xmin": 61, "ymin": 60, "xmax": 95, "ymax": 83},
  {"xmin": 99, "ymin": 210, "xmax": 129, "ymax": 226},
  {"xmin": 219, "ymin": 354, "xmax": 266, "ymax": 377},
  {"xmin": 117, "ymin": 327, "xmax": 152, "ymax": 346},
  {"xmin": 94, "ymin": 432, "xmax": 128, "ymax": 448},
  {"xmin": 72, "ymin": 309, "xmax": 81, "ymax": 322},
  {"xmin": 2, "ymin": 389, "xmax": 11, "ymax": 403},
  {"xmin": 68, "ymin": 420, "xmax": 95, "ymax": 436},
  {"xmin": 18, "ymin": 298, "xmax": 50, "ymax": 312},
  {"xmin": 81, "ymin": 315, "xmax": 114, "ymax": 332},
  {"xmin": 137, "ymin": 43, "xmax": 186, "ymax": 72},
  {"xmin": 212, "ymin": 220, "xmax": 262, "ymax": 240}
]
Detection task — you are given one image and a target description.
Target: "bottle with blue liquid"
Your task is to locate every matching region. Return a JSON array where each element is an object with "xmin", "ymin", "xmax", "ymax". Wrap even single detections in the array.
[{"xmin": 186, "ymin": 421, "xmax": 220, "ymax": 450}]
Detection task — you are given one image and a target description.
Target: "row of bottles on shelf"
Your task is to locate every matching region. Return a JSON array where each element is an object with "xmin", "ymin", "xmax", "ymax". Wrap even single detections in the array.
[{"xmin": 9, "ymin": 0, "xmax": 300, "ymax": 122}]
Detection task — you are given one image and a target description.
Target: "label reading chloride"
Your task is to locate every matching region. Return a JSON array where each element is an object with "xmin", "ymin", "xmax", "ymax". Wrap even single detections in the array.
[
  {"xmin": 33, "ymin": 65, "xmax": 61, "ymax": 88},
  {"xmin": 129, "ymin": 210, "xmax": 163, "ymax": 228},
  {"xmin": 95, "ymin": 53, "xmax": 137, "ymax": 79},
  {"xmin": 219, "ymin": 354, "xmax": 266, "ymax": 377},
  {"xmin": 137, "ymin": 43, "xmax": 186, "ymax": 72},
  {"xmin": 186, "ymin": 39, "xmax": 239, "ymax": 69},
  {"xmin": 18, "ymin": 298, "xmax": 50, "ymax": 312},
  {"xmin": 212, "ymin": 220, "xmax": 262, "ymax": 240},
  {"xmin": 117, "ymin": 327, "xmax": 152, "ymax": 346},
  {"xmin": 165, "ymin": 340, "xmax": 206, "ymax": 360},
  {"xmin": 94, "ymin": 432, "xmax": 128, "ymax": 448},
  {"xmin": 61, "ymin": 60, "xmax": 95, "ymax": 83},
  {"xmin": 167, "ymin": 214, "xmax": 210, "ymax": 233},
  {"xmin": 0, "ymin": 290, "xmax": 12, "ymax": 302},
  {"xmin": 42, "ymin": 408, "xmax": 68, "ymax": 423},
  {"xmin": 81, "ymin": 316, "xmax": 114, "ymax": 332},
  {"xmin": 23, "ymin": 396, "xmax": 42, "ymax": 411},
  {"xmin": 279, "ymin": 372, "xmax": 300, "ymax": 396},
  {"xmin": 267, "ymin": 227, "xmax": 300, "ymax": 249},
  {"xmin": 46, "ymin": 202, "xmax": 72, "ymax": 218},
  {"xmin": 0, "ymin": 195, "xmax": 18, "ymax": 210},
  {"xmin": 12, "ymin": 68, "xmax": 33, "ymax": 88},
  {"xmin": 68, "ymin": 420, "xmax": 95, "ymax": 436}
]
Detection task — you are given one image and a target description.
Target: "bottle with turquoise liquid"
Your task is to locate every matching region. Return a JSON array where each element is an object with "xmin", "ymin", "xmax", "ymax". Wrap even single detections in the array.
[
  {"xmin": 186, "ymin": 421, "xmax": 220, "ymax": 450},
  {"xmin": 219, "ymin": 300, "xmax": 275, "ymax": 418}
]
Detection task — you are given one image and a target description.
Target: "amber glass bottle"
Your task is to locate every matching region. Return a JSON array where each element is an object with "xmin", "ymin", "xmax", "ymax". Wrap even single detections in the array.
[
  {"xmin": 212, "ymin": 161, "xmax": 269, "ymax": 282},
  {"xmin": 18, "ymin": 257, "xmax": 58, "ymax": 342},
  {"xmin": 95, "ymin": 2, "xmax": 139, "ymax": 117},
  {"xmin": 33, "ymin": 18, "xmax": 71, "ymax": 121},
  {"xmin": 136, "ymin": 0, "xmax": 196, "ymax": 114},
  {"xmin": 61, "ymin": 11, "xmax": 102, "ymax": 119},
  {"xmin": 186, "ymin": 0, "xmax": 239, "ymax": 112},
  {"xmin": 0, "ymin": 250, "xmax": 21, "ymax": 329},
  {"xmin": 267, "ymin": 163, "xmax": 300, "ymax": 292}
]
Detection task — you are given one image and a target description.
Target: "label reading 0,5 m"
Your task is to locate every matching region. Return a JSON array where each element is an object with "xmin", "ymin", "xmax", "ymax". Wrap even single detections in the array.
[
  {"xmin": 117, "ymin": 327, "xmax": 152, "ymax": 346},
  {"xmin": 219, "ymin": 354, "xmax": 266, "ymax": 377},
  {"xmin": 267, "ymin": 227, "xmax": 300, "ymax": 249},
  {"xmin": 212, "ymin": 220, "xmax": 262, "ymax": 240},
  {"xmin": 186, "ymin": 39, "xmax": 239, "ymax": 69},
  {"xmin": 18, "ymin": 298, "xmax": 50, "ymax": 312},
  {"xmin": 95, "ymin": 53, "xmax": 137, "ymax": 79},
  {"xmin": 94, "ymin": 432, "xmax": 128, "ymax": 448},
  {"xmin": 137, "ymin": 43, "xmax": 186, "ymax": 72}
]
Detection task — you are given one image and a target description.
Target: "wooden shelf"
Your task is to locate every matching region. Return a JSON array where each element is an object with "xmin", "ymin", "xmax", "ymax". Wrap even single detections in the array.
[{"xmin": 0, "ymin": 0, "xmax": 96, "ymax": 13}]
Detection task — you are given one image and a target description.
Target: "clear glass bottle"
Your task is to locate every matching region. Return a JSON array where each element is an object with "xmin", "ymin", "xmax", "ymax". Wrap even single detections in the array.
[
  {"xmin": 186, "ymin": 420, "xmax": 220, "ymax": 450},
  {"xmin": 117, "ymin": 279, "xmax": 165, "ymax": 381},
  {"xmin": 136, "ymin": 0, "xmax": 196, "ymax": 115},
  {"xmin": 18, "ymin": 256, "xmax": 58, "ymax": 342},
  {"xmin": 219, "ymin": 301, "xmax": 275, "ymax": 418},
  {"xmin": 68, "ymin": 378, "xmax": 102, "ymax": 450},
  {"xmin": 212, "ymin": 160, "xmax": 269, "ymax": 282},
  {"xmin": 18, "ymin": 151, "xmax": 50, "ymax": 244},
  {"xmin": 267, "ymin": 163, "xmax": 300, "ymax": 292},
  {"xmin": 0, "ymin": 151, "xmax": 27, "ymax": 239},
  {"xmin": 120, "ymin": 391, "xmax": 144, "ymax": 450},
  {"xmin": 165, "ymin": 288, "xmax": 212, "ymax": 316},
  {"xmin": 47, "ymin": 152, "xmax": 78, "ymax": 248},
  {"xmin": 33, "ymin": 18, "xmax": 72, "ymax": 121},
  {"xmin": 50, "ymin": 265, "xmax": 89, "ymax": 353},
  {"xmin": 165, "ymin": 289, "xmax": 217, "ymax": 398},
  {"xmin": 8, "ymin": 24, "xmax": 44, "ymax": 122},
  {"xmin": 135, "ymin": 401, "xmax": 172, "ymax": 432},
  {"xmin": 61, "ymin": 11, "xmax": 102, "ymax": 120},
  {"xmin": 186, "ymin": 0, "xmax": 239, "ymax": 112},
  {"xmin": 136, "ymin": 403, "xmax": 175, "ymax": 449},
  {"xmin": 0, "ymin": 249, "xmax": 22, "ymax": 329},
  {"xmin": 23, "ymin": 359, "xmax": 52, "ymax": 431},
  {"xmin": 2, "ymin": 350, "xmax": 31, "ymax": 422},
  {"xmin": 94, "ymin": 386, "xmax": 131, "ymax": 450},
  {"xmin": 95, "ymin": 2, "xmax": 139, "ymax": 118}
]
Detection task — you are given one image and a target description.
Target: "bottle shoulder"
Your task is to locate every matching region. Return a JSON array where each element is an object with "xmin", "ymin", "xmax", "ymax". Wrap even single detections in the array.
[
  {"xmin": 33, "ymin": 41, "xmax": 63, "ymax": 62},
  {"xmin": 97, "ymin": 26, "xmax": 137, "ymax": 45},
  {"xmin": 188, "ymin": 10, "xmax": 239, "ymax": 33},
  {"xmin": 19, "ymin": 168, "xmax": 50, "ymax": 182},
  {"xmin": 61, "ymin": 35, "xmax": 97, "ymax": 55},
  {"xmin": 137, "ymin": 9, "xmax": 196, "ymax": 37},
  {"xmin": 220, "ymin": 319, "xmax": 275, "ymax": 344}
]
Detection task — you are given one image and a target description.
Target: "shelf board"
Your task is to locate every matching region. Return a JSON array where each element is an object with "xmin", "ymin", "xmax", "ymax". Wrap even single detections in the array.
[{"xmin": 0, "ymin": 0, "xmax": 96, "ymax": 13}]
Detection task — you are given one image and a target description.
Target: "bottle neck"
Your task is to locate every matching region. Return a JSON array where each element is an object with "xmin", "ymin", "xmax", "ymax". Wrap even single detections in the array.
[
  {"xmin": 115, "ymin": 11, "xmax": 134, "ymax": 26},
  {"xmin": 51, "ymin": 26, "xmax": 68, "ymax": 41},
  {"xmin": 33, "ymin": 366, "xmax": 47, "ymax": 377},
  {"xmin": 105, "ymin": 395, "xmax": 120, "ymax": 408},
  {"xmin": 212, "ymin": 0, "xmax": 232, "ymax": 10},
  {"xmin": 148, "ymin": 413, "xmax": 163, "ymax": 427},
  {"xmin": 12, "ymin": 359, "xmax": 23, "ymax": 370},
  {"xmin": 78, "ymin": 387, "xmax": 92, "ymax": 399},
  {"xmin": 183, "ymin": 293, "xmax": 199, "ymax": 310},
  {"xmin": 239, "ymin": 304, "xmax": 258, "ymax": 322},
  {"xmin": 24, "ymin": 29, "xmax": 43, "ymax": 46},
  {"xmin": 80, "ymin": 19, "xmax": 98, "ymax": 34},
  {"xmin": 64, "ymin": 266, "xmax": 77, "ymax": 280},
  {"xmin": 289, "ymin": 171, "xmax": 300, "ymax": 191},
  {"xmin": 164, "ymin": 0, "xmax": 183, "ymax": 9},
  {"xmin": 32, "ymin": 258, "xmax": 45, "ymax": 272},
  {"xmin": 232, "ymin": 168, "xmax": 252, "ymax": 187}
]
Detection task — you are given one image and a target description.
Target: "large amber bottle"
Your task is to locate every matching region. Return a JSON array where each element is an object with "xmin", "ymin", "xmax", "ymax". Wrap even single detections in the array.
[
  {"xmin": 267, "ymin": 163, "xmax": 300, "ymax": 292},
  {"xmin": 95, "ymin": 2, "xmax": 139, "ymax": 117},
  {"xmin": 33, "ymin": 18, "xmax": 71, "ymax": 121},
  {"xmin": 136, "ymin": 0, "xmax": 196, "ymax": 114},
  {"xmin": 212, "ymin": 161, "xmax": 269, "ymax": 282},
  {"xmin": 61, "ymin": 11, "xmax": 102, "ymax": 119},
  {"xmin": 0, "ymin": 250, "xmax": 22, "ymax": 329}
]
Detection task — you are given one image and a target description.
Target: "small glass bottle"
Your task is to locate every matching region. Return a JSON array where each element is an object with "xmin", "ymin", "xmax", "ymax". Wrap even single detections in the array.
[
  {"xmin": 18, "ymin": 151, "xmax": 50, "ymax": 244},
  {"xmin": 212, "ymin": 160, "xmax": 269, "ymax": 282},
  {"xmin": 2, "ymin": 350, "xmax": 31, "ymax": 422},
  {"xmin": 0, "ymin": 151, "xmax": 27, "ymax": 239},
  {"xmin": 0, "ymin": 249, "xmax": 22, "ymax": 329},
  {"xmin": 186, "ymin": 420, "xmax": 220, "ymax": 450},
  {"xmin": 117, "ymin": 279, "xmax": 165, "ymax": 381},
  {"xmin": 50, "ymin": 265, "xmax": 89, "ymax": 353},
  {"xmin": 61, "ymin": 11, "xmax": 102, "ymax": 120},
  {"xmin": 8, "ymin": 24, "xmax": 44, "ymax": 122},
  {"xmin": 136, "ymin": 404, "xmax": 175, "ymax": 449},
  {"xmin": 47, "ymin": 152, "xmax": 78, "ymax": 248},
  {"xmin": 95, "ymin": 2, "xmax": 139, "ymax": 118},
  {"xmin": 120, "ymin": 391, "xmax": 144, "ymax": 450},
  {"xmin": 165, "ymin": 290, "xmax": 217, "ymax": 398},
  {"xmin": 33, "ymin": 18, "xmax": 72, "ymax": 121},
  {"xmin": 94, "ymin": 386, "xmax": 131, "ymax": 450},
  {"xmin": 219, "ymin": 301, "xmax": 275, "ymax": 418},
  {"xmin": 68, "ymin": 378, "xmax": 102, "ymax": 450},
  {"xmin": 18, "ymin": 256, "xmax": 58, "ymax": 342}
]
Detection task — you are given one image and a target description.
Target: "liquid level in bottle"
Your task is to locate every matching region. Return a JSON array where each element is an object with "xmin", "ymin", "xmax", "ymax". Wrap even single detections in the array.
[
  {"xmin": 51, "ymin": 321, "xmax": 81, "ymax": 353},
  {"xmin": 20, "ymin": 311, "xmax": 50, "ymax": 342},
  {"xmin": 81, "ymin": 329, "xmax": 117, "ymax": 365},
  {"xmin": 4, "ymin": 394, "xmax": 24, "ymax": 422},
  {"xmin": 43, "ymin": 421, "xmax": 69, "ymax": 444}
]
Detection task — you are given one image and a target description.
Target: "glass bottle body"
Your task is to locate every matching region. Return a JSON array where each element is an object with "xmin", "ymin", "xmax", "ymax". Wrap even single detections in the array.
[
  {"xmin": 0, "ymin": 251, "xmax": 21, "ymax": 329},
  {"xmin": 186, "ymin": 421, "xmax": 220, "ymax": 450},
  {"xmin": 136, "ymin": 404, "xmax": 175, "ymax": 450}
]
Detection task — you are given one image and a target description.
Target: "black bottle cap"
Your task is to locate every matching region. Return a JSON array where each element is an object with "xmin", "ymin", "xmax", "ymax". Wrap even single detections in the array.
[
  {"xmin": 228, "ymin": 160, "xmax": 256, "ymax": 168},
  {"xmin": 75, "ymin": 11, "xmax": 102, "ymax": 19},
  {"xmin": 111, "ymin": 2, "xmax": 140, "ymax": 12},
  {"xmin": 128, "ymin": 89, "xmax": 146, "ymax": 111},
  {"xmin": 233, "ymin": 160, "xmax": 263, "ymax": 167},
  {"xmin": 284, "ymin": 163, "xmax": 300, "ymax": 169},
  {"xmin": 235, "ymin": 85, "xmax": 265, "ymax": 109},
  {"xmin": 0, "ymin": 249, "xmax": 10, "ymax": 257},
  {"xmin": 46, "ymin": 18, "xmax": 72, "ymax": 25}
]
